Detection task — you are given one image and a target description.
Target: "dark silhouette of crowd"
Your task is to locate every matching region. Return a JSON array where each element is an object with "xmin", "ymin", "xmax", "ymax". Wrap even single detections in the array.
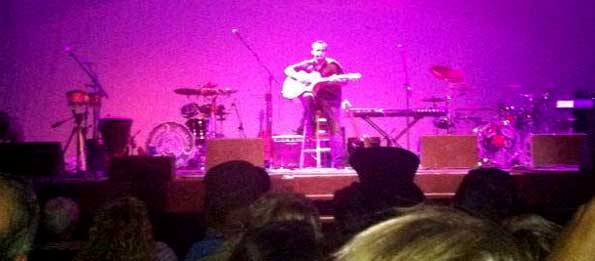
[{"xmin": 1, "ymin": 146, "xmax": 594, "ymax": 261}]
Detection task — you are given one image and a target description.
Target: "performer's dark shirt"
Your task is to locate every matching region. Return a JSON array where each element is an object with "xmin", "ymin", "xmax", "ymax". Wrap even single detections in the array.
[{"xmin": 294, "ymin": 59, "xmax": 343, "ymax": 106}]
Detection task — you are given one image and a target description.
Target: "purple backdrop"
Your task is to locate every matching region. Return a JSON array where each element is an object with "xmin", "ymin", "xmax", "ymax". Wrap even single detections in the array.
[{"xmin": 2, "ymin": 0, "xmax": 594, "ymax": 159}]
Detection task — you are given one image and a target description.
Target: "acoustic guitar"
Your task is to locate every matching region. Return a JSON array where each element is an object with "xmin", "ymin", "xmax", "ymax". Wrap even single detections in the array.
[{"xmin": 281, "ymin": 71, "xmax": 361, "ymax": 99}]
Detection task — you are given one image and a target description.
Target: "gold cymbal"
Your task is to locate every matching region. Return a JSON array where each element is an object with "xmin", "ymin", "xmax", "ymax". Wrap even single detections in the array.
[{"xmin": 430, "ymin": 65, "xmax": 465, "ymax": 83}]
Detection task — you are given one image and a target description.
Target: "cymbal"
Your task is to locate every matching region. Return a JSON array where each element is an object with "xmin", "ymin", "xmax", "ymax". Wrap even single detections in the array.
[
  {"xmin": 220, "ymin": 88, "xmax": 238, "ymax": 95},
  {"xmin": 197, "ymin": 87, "xmax": 221, "ymax": 96},
  {"xmin": 421, "ymin": 97, "xmax": 446, "ymax": 103},
  {"xmin": 174, "ymin": 88, "xmax": 202, "ymax": 96},
  {"xmin": 456, "ymin": 107, "xmax": 494, "ymax": 112},
  {"xmin": 175, "ymin": 85, "xmax": 237, "ymax": 96},
  {"xmin": 430, "ymin": 65, "xmax": 464, "ymax": 83}
]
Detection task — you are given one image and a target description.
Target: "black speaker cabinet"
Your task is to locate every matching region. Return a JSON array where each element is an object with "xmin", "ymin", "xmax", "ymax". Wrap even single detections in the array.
[
  {"xmin": 108, "ymin": 156, "xmax": 175, "ymax": 212},
  {"xmin": 108, "ymin": 156, "xmax": 175, "ymax": 182},
  {"xmin": 0, "ymin": 142, "xmax": 64, "ymax": 177}
]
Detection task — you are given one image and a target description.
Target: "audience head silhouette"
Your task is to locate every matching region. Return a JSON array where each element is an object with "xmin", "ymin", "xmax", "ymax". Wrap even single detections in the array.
[
  {"xmin": 453, "ymin": 167, "xmax": 525, "ymax": 221},
  {"xmin": 248, "ymin": 191, "xmax": 322, "ymax": 240},
  {"xmin": 42, "ymin": 196, "xmax": 80, "ymax": 241},
  {"xmin": 74, "ymin": 196, "xmax": 155, "ymax": 261},
  {"xmin": 349, "ymin": 147, "xmax": 420, "ymax": 185},
  {"xmin": 230, "ymin": 220, "xmax": 323, "ymax": 261},
  {"xmin": 204, "ymin": 160, "xmax": 271, "ymax": 232}
]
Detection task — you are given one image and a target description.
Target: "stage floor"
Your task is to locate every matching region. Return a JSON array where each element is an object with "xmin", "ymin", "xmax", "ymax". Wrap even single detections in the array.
[
  {"xmin": 170, "ymin": 166, "xmax": 589, "ymax": 212},
  {"xmin": 47, "ymin": 166, "xmax": 591, "ymax": 217}
]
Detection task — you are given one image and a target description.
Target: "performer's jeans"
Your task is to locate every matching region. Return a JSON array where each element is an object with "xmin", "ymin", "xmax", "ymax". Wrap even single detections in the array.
[{"xmin": 299, "ymin": 93, "xmax": 345, "ymax": 167}]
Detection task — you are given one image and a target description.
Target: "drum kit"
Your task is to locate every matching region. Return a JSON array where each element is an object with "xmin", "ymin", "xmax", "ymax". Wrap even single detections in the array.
[
  {"xmin": 146, "ymin": 83, "xmax": 237, "ymax": 169},
  {"xmin": 427, "ymin": 66, "xmax": 563, "ymax": 167}
]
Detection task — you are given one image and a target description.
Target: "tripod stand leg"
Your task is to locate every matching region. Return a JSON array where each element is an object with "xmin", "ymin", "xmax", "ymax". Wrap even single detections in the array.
[
  {"xmin": 76, "ymin": 126, "xmax": 87, "ymax": 172},
  {"xmin": 63, "ymin": 126, "xmax": 77, "ymax": 154}
]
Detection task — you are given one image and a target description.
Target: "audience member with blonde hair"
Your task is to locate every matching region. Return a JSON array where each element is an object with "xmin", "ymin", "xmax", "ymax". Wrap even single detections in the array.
[
  {"xmin": 548, "ymin": 195, "xmax": 595, "ymax": 261},
  {"xmin": 502, "ymin": 214, "xmax": 562, "ymax": 261},
  {"xmin": 335, "ymin": 206, "xmax": 525, "ymax": 261},
  {"xmin": 0, "ymin": 174, "xmax": 39, "ymax": 261}
]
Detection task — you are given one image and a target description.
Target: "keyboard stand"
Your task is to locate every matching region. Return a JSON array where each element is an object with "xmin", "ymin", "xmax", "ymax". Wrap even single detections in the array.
[
  {"xmin": 360, "ymin": 116, "xmax": 398, "ymax": 147},
  {"xmin": 393, "ymin": 116, "xmax": 423, "ymax": 142}
]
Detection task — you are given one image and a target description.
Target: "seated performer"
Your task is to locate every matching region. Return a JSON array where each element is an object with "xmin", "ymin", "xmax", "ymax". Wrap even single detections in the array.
[{"xmin": 283, "ymin": 40, "xmax": 350, "ymax": 168}]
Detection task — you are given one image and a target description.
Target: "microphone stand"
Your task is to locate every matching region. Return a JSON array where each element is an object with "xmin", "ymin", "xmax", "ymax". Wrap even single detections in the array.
[
  {"xmin": 397, "ymin": 44, "xmax": 413, "ymax": 150},
  {"xmin": 67, "ymin": 50, "xmax": 109, "ymax": 140},
  {"xmin": 233, "ymin": 30, "xmax": 279, "ymax": 165}
]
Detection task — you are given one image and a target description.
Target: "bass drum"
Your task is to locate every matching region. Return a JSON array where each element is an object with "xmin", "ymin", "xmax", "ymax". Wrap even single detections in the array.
[
  {"xmin": 146, "ymin": 122, "xmax": 196, "ymax": 168},
  {"xmin": 476, "ymin": 120, "xmax": 519, "ymax": 167}
]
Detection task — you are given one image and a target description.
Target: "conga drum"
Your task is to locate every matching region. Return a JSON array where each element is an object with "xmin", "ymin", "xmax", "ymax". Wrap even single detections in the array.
[
  {"xmin": 99, "ymin": 118, "xmax": 133, "ymax": 157},
  {"xmin": 66, "ymin": 90, "xmax": 89, "ymax": 106}
]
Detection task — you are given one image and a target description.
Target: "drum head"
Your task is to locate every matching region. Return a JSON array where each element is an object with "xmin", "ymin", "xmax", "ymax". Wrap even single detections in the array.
[
  {"xmin": 181, "ymin": 103, "xmax": 201, "ymax": 119},
  {"xmin": 146, "ymin": 122, "xmax": 195, "ymax": 168},
  {"xmin": 66, "ymin": 90, "xmax": 89, "ymax": 106}
]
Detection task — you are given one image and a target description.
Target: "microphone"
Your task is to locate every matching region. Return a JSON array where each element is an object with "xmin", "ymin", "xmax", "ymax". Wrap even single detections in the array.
[
  {"xmin": 51, "ymin": 122, "xmax": 63, "ymax": 129},
  {"xmin": 64, "ymin": 45, "xmax": 74, "ymax": 54}
]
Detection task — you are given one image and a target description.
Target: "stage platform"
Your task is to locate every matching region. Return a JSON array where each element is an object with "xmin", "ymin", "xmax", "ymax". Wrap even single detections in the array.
[{"xmin": 41, "ymin": 166, "xmax": 592, "ymax": 221}]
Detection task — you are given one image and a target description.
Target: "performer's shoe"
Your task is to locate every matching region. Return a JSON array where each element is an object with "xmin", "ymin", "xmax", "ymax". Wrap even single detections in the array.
[
  {"xmin": 332, "ymin": 162, "xmax": 346, "ymax": 169},
  {"xmin": 294, "ymin": 126, "xmax": 304, "ymax": 135}
]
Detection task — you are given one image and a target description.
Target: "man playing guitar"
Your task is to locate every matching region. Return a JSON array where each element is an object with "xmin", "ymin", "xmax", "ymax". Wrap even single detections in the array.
[{"xmin": 283, "ymin": 40, "xmax": 352, "ymax": 168}]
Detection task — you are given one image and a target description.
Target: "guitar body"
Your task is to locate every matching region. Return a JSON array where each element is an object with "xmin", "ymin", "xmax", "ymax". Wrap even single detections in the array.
[
  {"xmin": 282, "ymin": 77, "xmax": 314, "ymax": 99},
  {"xmin": 281, "ymin": 72, "xmax": 361, "ymax": 99}
]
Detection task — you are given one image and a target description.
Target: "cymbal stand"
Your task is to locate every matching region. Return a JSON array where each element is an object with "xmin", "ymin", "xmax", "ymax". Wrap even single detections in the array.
[
  {"xmin": 397, "ymin": 44, "xmax": 413, "ymax": 149},
  {"xmin": 208, "ymin": 95, "xmax": 225, "ymax": 138},
  {"xmin": 231, "ymin": 99, "xmax": 247, "ymax": 138},
  {"xmin": 445, "ymin": 84, "xmax": 455, "ymax": 134}
]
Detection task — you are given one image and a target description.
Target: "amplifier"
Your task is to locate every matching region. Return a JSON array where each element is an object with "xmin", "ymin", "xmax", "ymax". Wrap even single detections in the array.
[
  {"xmin": 272, "ymin": 135, "xmax": 303, "ymax": 169},
  {"xmin": 420, "ymin": 135, "xmax": 478, "ymax": 169},
  {"xmin": 528, "ymin": 133, "xmax": 587, "ymax": 168},
  {"xmin": 206, "ymin": 138, "xmax": 264, "ymax": 171}
]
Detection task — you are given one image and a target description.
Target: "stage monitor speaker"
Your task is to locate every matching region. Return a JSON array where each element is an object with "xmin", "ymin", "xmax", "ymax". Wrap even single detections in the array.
[
  {"xmin": 107, "ymin": 156, "xmax": 175, "ymax": 212},
  {"xmin": 528, "ymin": 133, "xmax": 587, "ymax": 168},
  {"xmin": 272, "ymin": 135, "xmax": 303, "ymax": 168},
  {"xmin": 206, "ymin": 138, "xmax": 264, "ymax": 171},
  {"xmin": 0, "ymin": 142, "xmax": 63, "ymax": 177},
  {"xmin": 420, "ymin": 135, "xmax": 478, "ymax": 169},
  {"xmin": 108, "ymin": 156, "xmax": 175, "ymax": 182}
]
